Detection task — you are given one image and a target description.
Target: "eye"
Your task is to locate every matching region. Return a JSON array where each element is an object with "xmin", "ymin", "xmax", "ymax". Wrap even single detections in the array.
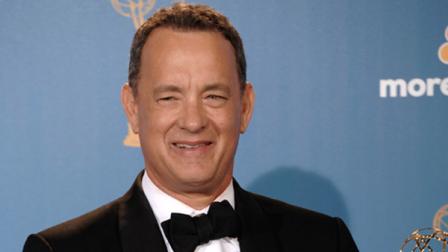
[
  {"xmin": 156, "ymin": 96, "xmax": 179, "ymax": 104},
  {"xmin": 204, "ymin": 94, "xmax": 228, "ymax": 107},
  {"xmin": 206, "ymin": 94, "xmax": 227, "ymax": 100},
  {"xmin": 159, "ymin": 96, "xmax": 175, "ymax": 101}
]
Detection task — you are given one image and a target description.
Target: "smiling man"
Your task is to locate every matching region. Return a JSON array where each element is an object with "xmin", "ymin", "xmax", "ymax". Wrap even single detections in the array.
[
  {"xmin": 24, "ymin": 3, "xmax": 358, "ymax": 252},
  {"xmin": 122, "ymin": 27, "xmax": 252, "ymax": 210}
]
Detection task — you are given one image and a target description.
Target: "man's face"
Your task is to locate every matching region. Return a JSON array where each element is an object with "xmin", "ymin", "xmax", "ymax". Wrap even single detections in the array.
[{"xmin": 122, "ymin": 28, "xmax": 254, "ymax": 196}]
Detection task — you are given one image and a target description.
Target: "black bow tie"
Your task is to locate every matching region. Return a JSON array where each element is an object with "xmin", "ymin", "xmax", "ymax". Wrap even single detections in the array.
[{"xmin": 161, "ymin": 200, "xmax": 241, "ymax": 252}]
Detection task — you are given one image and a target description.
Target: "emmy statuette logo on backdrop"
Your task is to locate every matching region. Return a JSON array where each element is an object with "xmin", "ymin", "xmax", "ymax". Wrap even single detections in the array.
[
  {"xmin": 112, "ymin": 0, "xmax": 178, "ymax": 147},
  {"xmin": 112, "ymin": 0, "xmax": 156, "ymax": 147},
  {"xmin": 111, "ymin": 0, "xmax": 156, "ymax": 30}
]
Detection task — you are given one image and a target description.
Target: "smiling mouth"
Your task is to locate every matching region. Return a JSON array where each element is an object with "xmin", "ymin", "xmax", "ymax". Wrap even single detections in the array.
[{"xmin": 172, "ymin": 142, "xmax": 213, "ymax": 150}]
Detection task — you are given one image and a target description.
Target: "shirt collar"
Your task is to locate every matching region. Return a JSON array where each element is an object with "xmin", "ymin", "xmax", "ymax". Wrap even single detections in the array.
[{"xmin": 141, "ymin": 170, "xmax": 235, "ymax": 225}]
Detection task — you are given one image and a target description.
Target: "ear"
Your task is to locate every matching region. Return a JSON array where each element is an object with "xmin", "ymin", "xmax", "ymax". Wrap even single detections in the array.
[
  {"xmin": 120, "ymin": 84, "xmax": 139, "ymax": 134},
  {"xmin": 240, "ymin": 82, "xmax": 255, "ymax": 133}
]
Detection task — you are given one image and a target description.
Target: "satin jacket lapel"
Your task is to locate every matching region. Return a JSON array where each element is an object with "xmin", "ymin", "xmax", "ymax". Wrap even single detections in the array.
[
  {"xmin": 234, "ymin": 180, "xmax": 280, "ymax": 252},
  {"xmin": 118, "ymin": 172, "xmax": 168, "ymax": 252}
]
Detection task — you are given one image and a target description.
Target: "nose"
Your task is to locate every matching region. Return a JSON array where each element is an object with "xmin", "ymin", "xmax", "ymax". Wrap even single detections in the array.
[{"xmin": 178, "ymin": 98, "xmax": 208, "ymax": 133}]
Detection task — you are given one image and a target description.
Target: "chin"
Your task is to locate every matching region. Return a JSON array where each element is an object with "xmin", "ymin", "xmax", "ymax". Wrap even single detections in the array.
[
  {"xmin": 174, "ymin": 172, "xmax": 221, "ymax": 189},
  {"xmin": 177, "ymin": 173, "xmax": 214, "ymax": 185}
]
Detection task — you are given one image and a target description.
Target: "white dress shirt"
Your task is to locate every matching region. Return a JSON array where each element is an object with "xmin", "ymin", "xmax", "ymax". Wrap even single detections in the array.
[{"xmin": 142, "ymin": 171, "xmax": 240, "ymax": 252}]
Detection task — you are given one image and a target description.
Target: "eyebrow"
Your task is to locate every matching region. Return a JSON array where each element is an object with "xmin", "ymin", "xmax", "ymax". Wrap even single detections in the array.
[
  {"xmin": 202, "ymin": 83, "xmax": 231, "ymax": 94},
  {"xmin": 153, "ymin": 85, "xmax": 182, "ymax": 95}
]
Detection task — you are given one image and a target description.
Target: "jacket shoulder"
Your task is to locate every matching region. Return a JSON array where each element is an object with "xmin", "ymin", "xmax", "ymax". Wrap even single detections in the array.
[
  {"xmin": 250, "ymin": 191, "xmax": 334, "ymax": 222},
  {"xmin": 248, "ymin": 192, "xmax": 359, "ymax": 251},
  {"xmin": 24, "ymin": 197, "xmax": 124, "ymax": 252}
]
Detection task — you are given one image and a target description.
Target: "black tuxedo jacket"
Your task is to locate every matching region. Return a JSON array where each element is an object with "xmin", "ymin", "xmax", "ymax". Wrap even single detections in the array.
[{"xmin": 24, "ymin": 172, "xmax": 358, "ymax": 252}]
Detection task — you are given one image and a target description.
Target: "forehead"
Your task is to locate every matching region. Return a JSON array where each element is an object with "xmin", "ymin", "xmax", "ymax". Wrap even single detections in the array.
[
  {"xmin": 139, "ymin": 27, "xmax": 239, "ymax": 85},
  {"xmin": 142, "ymin": 27, "xmax": 235, "ymax": 60}
]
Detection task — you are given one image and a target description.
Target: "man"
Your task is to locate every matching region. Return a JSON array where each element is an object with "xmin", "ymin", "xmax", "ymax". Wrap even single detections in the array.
[{"xmin": 24, "ymin": 3, "xmax": 358, "ymax": 252}]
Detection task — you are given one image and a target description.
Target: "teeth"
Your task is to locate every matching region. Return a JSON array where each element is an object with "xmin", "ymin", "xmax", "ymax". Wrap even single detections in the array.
[{"xmin": 175, "ymin": 143, "xmax": 205, "ymax": 149}]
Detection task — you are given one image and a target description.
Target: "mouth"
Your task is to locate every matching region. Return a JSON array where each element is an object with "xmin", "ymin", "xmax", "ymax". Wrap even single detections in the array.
[{"xmin": 171, "ymin": 141, "xmax": 213, "ymax": 150}]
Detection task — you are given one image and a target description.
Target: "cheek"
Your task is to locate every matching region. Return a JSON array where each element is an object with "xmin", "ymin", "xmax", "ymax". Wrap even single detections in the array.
[
  {"xmin": 208, "ymin": 107, "xmax": 241, "ymax": 135},
  {"xmin": 138, "ymin": 105, "xmax": 175, "ymax": 136}
]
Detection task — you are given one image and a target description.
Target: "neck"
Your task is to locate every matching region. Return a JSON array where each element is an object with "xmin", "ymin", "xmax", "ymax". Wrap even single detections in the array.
[{"xmin": 146, "ymin": 171, "xmax": 233, "ymax": 210}]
